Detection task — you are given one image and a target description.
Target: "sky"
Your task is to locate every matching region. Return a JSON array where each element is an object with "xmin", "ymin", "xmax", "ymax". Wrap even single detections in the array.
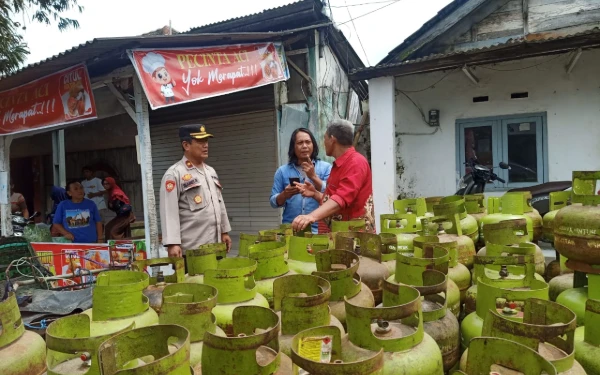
[{"xmin": 20, "ymin": 0, "xmax": 454, "ymax": 68}]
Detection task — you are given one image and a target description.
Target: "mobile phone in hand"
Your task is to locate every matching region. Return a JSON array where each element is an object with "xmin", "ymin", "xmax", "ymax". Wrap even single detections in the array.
[{"xmin": 289, "ymin": 177, "xmax": 301, "ymax": 186}]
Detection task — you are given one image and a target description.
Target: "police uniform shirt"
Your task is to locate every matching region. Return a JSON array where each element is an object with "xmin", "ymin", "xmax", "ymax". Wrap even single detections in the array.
[{"xmin": 160, "ymin": 156, "xmax": 231, "ymax": 253}]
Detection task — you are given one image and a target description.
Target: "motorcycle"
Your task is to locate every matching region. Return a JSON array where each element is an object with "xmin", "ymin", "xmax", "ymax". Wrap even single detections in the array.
[
  {"xmin": 1, "ymin": 211, "xmax": 41, "ymax": 237},
  {"xmin": 455, "ymin": 157, "xmax": 571, "ymax": 217}
]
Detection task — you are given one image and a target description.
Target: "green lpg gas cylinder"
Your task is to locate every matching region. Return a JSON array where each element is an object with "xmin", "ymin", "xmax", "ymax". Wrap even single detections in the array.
[
  {"xmin": 460, "ymin": 255, "xmax": 549, "ymax": 351},
  {"xmin": 379, "ymin": 232, "xmax": 399, "ymax": 276},
  {"xmin": 393, "ymin": 198, "xmax": 428, "ymax": 230},
  {"xmin": 247, "ymin": 240, "xmax": 295, "ymax": 307},
  {"xmin": 380, "ymin": 213, "xmax": 420, "ymax": 255},
  {"xmin": 550, "ymin": 271, "xmax": 574, "ymax": 301},
  {"xmin": 273, "ymin": 274, "xmax": 345, "ymax": 356},
  {"xmin": 334, "ymin": 232, "xmax": 391, "ymax": 305},
  {"xmin": 159, "ymin": 284, "xmax": 226, "ymax": 371},
  {"xmin": 425, "ymin": 196, "xmax": 444, "ymax": 216},
  {"xmin": 460, "ymin": 298, "xmax": 585, "ymax": 374},
  {"xmin": 507, "ymin": 191, "xmax": 544, "ymax": 242},
  {"xmin": 434, "ymin": 196, "xmax": 479, "ymax": 244},
  {"xmin": 554, "ymin": 171, "xmax": 600, "ymax": 265},
  {"xmin": 238, "ymin": 233, "xmax": 277, "ymax": 258},
  {"xmin": 0, "ymin": 293, "xmax": 46, "ymax": 375},
  {"xmin": 82, "ymin": 271, "xmax": 159, "ymax": 336},
  {"xmin": 547, "ymin": 250, "xmax": 573, "ymax": 284},
  {"xmin": 312, "ymin": 250, "xmax": 375, "ymax": 326},
  {"xmin": 480, "ymin": 194, "xmax": 535, "ymax": 243},
  {"xmin": 200, "ymin": 306, "xmax": 292, "ymax": 375},
  {"xmin": 184, "ymin": 243, "xmax": 227, "ymax": 284},
  {"xmin": 384, "ymin": 271, "xmax": 460, "ymax": 372},
  {"xmin": 131, "ymin": 257, "xmax": 185, "ymax": 313},
  {"xmin": 478, "ymin": 219, "xmax": 547, "ymax": 278},
  {"xmin": 97, "ymin": 324, "xmax": 192, "ymax": 374},
  {"xmin": 259, "ymin": 225, "xmax": 293, "ymax": 253},
  {"xmin": 557, "ymin": 271, "xmax": 600, "ymax": 326},
  {"xmin": 387, "ymin": 241, "xmax": 461, "ymax": 318},
  {"xmin": 465, "ymin": 241, "xmax": 540, "ymax": 316},
  {"xmin": 464, "ymin": 194, "xmax": 487, "ymax": 237},
  {"xmin": 455, "ymin": 337, "xmax": 557, "ymax": 375},
  {"xmin": 291, "ymin": 326, "xmax": 384, "ymax": 374},
  {"xmin": 203, "ymin": 257, "xmax": 269, "ymax": 335},
  {"xmin": 344, "ymin": 284, "xmax": 444, "ymax": 375},
  {"xmin": 543, "ymin": 191, "xmax": 571, "ymax": 245},
  {"xmin": 413, "ymin": 237, "xmax": 469, "ymax": 310},
  {"xmin": 331, "ymin": 218, "xmax": 367, "ymax": 233},
  {"xmin": 46, "ymin": 314, "xmax": 133, "ymax": 375},
  {"xmin": 286, "ymin": 235, "xmax": 330, "ymax": 275},
  {"xmin": 496, "ymin": 298, "xmax": 582, "ymax": 374},
  {"xmin": 573, "ymin": 298, "xmax": 600, "ymax": 374},
  {"xmin": 554, "ymin": 172, "xmax": 600, "ymax": 327},
  {"xmin": 428, "ymin": 206, "xmax": 477, "ymax": 269}
]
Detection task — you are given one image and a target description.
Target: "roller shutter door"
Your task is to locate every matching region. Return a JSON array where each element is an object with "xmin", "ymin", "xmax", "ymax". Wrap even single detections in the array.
[{"xmin": 150, "ymin": 110, "xmax": 281, "ymax": 252}]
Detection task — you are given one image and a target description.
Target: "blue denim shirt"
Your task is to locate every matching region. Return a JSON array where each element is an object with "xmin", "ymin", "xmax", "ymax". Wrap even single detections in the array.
[{"xmin": 270, "ymin": 160, "xmax": 332, "ymax": 233}]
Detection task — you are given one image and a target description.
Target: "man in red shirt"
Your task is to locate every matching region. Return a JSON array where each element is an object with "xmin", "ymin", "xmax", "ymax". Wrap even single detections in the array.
[{"xmin": 292, "ymin": 119, "xmax": 374, "ymax": 232}]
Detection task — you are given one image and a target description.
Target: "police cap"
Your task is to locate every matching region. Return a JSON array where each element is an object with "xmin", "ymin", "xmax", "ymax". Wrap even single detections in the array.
[{"xmin": 179, "ymin": 124, "xmax": 214, "ymax": 141}]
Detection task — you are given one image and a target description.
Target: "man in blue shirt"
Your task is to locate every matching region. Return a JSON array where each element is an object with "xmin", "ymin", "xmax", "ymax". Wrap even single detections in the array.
[
  {"xmin": 53, "ymin": 181, "xmax": 103, "ymax": 243},
  {"xmin": 270, "ymin": 128, "xmax": 332, "ymax": 233}
]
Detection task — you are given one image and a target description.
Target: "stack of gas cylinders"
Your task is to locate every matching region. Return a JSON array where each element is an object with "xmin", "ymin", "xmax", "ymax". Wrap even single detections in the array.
[{"xmin": 4, "ymin": 171, "xmax": 600, "ymax": 374}]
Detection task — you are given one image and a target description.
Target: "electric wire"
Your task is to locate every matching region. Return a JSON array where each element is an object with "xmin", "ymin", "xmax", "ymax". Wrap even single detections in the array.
[
  {"xmin": 396, "ymin": 68, "xmax": 459, "ymax": 93},
  {"xmin": 337, "ymin": 0, "xmax": 403, "ymax": 26},
  {"xmin": 477, "ymin": 53, "xmax": 565, "ymax": 71},
  {"xmin": 331, "ymin": 0, "xmax": 397, "ymax": 7},
  {"xmin": 345, "ymin": 0, "xmax": 371, "ymax": 66}
]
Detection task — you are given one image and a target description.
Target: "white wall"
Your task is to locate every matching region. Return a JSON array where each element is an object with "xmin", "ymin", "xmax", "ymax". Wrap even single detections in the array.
[{"xmin": 393, "ymin": 48, "xmax": 600, "ymax": 198}]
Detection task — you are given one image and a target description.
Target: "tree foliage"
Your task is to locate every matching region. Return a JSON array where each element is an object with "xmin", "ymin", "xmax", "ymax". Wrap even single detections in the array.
[{"xmin": 0, "ymin": 0, "xmax": 83, "ymax": 76}]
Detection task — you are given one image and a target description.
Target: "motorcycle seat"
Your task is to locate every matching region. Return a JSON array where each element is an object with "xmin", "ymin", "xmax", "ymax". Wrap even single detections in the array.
[{"xmin": 509, "ymin": 181, "xmax": 572, "ymax": 196}]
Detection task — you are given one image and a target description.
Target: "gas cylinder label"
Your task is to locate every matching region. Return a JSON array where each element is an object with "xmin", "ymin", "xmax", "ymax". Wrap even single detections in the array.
[
  {"xmin": 557, "ymin": 226, "xmax": 598, "ymax": 236},
  {"xmin": 298, "ymin": 336, "xmax": 332, "ymax": 363},
  {"xmin": 555, "ymin": 237, "xmax": 575, "ymax": 246}
]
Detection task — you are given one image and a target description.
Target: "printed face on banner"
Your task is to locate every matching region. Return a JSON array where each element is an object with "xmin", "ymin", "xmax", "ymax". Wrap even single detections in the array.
[
  {"xmin": 130, "ymin": 43, "xmax": 289, "ymax": 110},
  {"xmin": 0, "ymin": 63, "xmax": 97, "ymax": 135}
]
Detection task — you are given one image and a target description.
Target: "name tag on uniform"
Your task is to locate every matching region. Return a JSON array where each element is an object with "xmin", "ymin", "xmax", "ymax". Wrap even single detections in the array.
[
  {"xmin": 212, "ymin": 175, "xmax": 223, "ymax": 190},
  {"xmin": 182, "ymin": 178, "xmax": 201, "ymax": 191}
]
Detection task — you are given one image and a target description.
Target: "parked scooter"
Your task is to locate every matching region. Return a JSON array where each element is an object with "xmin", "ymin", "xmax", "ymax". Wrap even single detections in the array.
[
  {"xmin": 1, "ymin": 211, "xmax": 41, "ymax": 237},
  {"xmin": 455, "ymin": 158, "xmax": 508, "ymax": 195},
  {"xmin": 455, "ymin": 157, "xmax": 570, "ymax": 217}
]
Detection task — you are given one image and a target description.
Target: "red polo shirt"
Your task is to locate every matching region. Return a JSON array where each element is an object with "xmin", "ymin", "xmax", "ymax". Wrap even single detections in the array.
[{"xmin": 324, "ymin": 147, "xmax": 373, "ymax": 223}]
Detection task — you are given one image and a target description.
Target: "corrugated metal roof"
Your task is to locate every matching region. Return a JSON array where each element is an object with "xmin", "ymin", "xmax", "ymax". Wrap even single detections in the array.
[
  {"xmin": 350, "ymin": 28, "xmax": 600, "ymax": 80},
  {"xmin": 186, "ymin": 0, "xmax": 323, "ymax": 33},
  {"xmin": 378, "ymin": 0, "xmax": 468, "ymax": 65}
]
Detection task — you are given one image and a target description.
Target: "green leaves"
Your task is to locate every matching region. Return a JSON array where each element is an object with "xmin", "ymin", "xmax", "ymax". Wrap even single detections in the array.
[{"xmin": 0, "ymin": 0, "xmax": 83, "ymax": 75}]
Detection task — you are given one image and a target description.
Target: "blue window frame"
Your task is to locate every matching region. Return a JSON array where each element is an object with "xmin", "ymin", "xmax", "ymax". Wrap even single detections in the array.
[{"xmin": 456, "ymin": 113, "xmax": 548, "ymax": 190}]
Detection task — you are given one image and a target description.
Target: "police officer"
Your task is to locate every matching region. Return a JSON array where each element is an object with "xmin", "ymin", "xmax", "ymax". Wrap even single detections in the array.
[{"xmin": 160, "ymin": 124, "xmax": 232, "ymax": 257}]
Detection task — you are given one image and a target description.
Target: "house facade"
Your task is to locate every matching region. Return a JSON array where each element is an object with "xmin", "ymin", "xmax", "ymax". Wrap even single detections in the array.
[{"xmin": 352, "ymin": 0, "xmax": 600, "ymax": 222}]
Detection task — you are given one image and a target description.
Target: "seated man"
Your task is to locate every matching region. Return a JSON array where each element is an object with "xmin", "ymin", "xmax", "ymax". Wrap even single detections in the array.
[{"xmin": 52, "ymin": 181, "xmax": 103, "ymax": 243}]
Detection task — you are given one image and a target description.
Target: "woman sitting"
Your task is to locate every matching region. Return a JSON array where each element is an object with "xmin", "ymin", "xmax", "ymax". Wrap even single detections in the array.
[
  {"xmin": 10, "ymin": 183, "xmax": 29, "ymax": 219},
  {"xmin": 103, "ymin": 177, "xmax": 135, "ymax": 240}
]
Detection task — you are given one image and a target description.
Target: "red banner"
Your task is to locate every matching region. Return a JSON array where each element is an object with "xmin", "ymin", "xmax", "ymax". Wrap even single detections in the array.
[
  {"xmin": 130, "ymin": 43, "xmax": 288, "ymax": 110},
  {"xmin": 0, "ymin": 64, "xmax": 96, "ymax": 135}
]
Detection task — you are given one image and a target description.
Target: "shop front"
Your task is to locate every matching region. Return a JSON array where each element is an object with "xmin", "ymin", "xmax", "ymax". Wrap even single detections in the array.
[{"xmin": 0, "ymin": 35, "xmax": 295, "ymax": 260}]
